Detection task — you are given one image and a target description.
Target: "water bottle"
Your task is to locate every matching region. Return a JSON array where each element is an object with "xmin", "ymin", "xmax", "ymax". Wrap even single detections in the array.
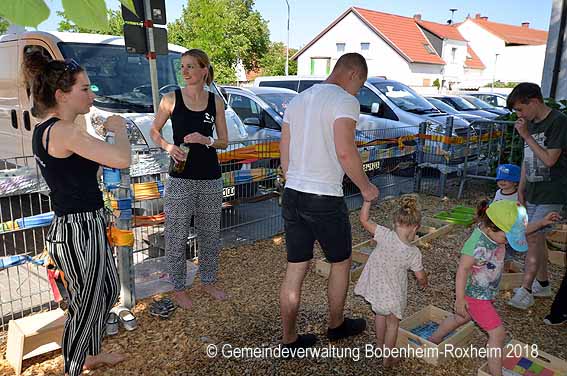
[{"xmin": 103, "ymin": 131, "xmax": 121, "ymax": 189}]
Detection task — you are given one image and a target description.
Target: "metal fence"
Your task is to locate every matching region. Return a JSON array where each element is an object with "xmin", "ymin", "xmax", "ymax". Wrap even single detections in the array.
[
  {"xmin": 0, "ymin": 119, "xmax": 523, "ymax": 328},
  {"xmin": 413, "ymin": 118, "xmax": 522, "ymax": 199}
]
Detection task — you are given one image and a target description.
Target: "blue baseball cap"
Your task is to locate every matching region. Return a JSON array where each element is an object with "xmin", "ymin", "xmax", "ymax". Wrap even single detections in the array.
[
  {"xmin": 486, "ymin": 200, "xmax": 528, "ymax": 252},
  {"xmin": 496, "ymin": 164, "xmax": 521, "ymax": 183}
]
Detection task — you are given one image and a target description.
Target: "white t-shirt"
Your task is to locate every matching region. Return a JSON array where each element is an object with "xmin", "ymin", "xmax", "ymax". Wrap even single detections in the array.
[
  {"xmin": 283, "ymin": 84, "xmax": 360, "ymax": 196},
  {"xmin": 493, "ymin": 189, "xmax": 518, "ymax": 202}
]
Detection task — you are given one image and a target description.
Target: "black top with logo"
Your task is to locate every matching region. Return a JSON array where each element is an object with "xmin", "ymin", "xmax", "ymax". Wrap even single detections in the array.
[
  {"xmin": 169, "ymin": 90, "xmax": 221, "ymax": 180},
  {"xmin": 32, "ymin": 117, "xmax": 104, "ymax": 216}
]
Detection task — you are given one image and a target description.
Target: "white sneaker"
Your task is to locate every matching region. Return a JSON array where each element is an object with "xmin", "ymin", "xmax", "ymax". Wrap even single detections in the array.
[
  {"xmin": 531, "ymin": 280, "xmax": 552, "ymax": 298},
  {"xmin": 508, "ymin": 287, "xmax": 534, "ymax": 310}
]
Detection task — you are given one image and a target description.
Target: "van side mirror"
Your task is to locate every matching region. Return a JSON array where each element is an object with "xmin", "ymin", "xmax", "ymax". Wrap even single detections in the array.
[
  {"xmin": 371, "ymin": 102, "xmax": 381, "ymax": 114},
  {"xmin": 243, "ymin": 117, "xmax": 261, "ymax": 126}
]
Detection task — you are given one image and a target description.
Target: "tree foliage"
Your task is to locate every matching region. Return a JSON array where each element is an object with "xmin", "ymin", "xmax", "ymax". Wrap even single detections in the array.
[
  {"xmin": 168, "ymin": 0, "xmax": 270, "ymax": 83},
  {"xmin": 57, "ymin": 9, "xmax": 124, "ymax": 35},
  {"xmin": 258, "ymin": 42, "xmax": 297, "ymax": 76},
  {"xmin": 0, "ymin": 16, "xmax": 9, "ymax": 34}
]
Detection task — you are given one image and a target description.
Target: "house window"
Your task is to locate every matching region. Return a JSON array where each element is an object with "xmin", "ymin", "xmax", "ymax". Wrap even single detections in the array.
[
  {"xmin": 423, "ymin": 44, "xmax": 436, "ymax": 54},
  {"xmin": 451, "ymin": 47, "xmax": 457, "ymax": 63},
  {"xmin": 360, "ymin": 43, "xmax": 370, "ymax": 53},
  {"xmin": 423, "ymin": 78, "xmax": 431, "ymax": 87},
  {"xmin": 336, "ymin": 43, "xmax": 345, "ymax": 54}
]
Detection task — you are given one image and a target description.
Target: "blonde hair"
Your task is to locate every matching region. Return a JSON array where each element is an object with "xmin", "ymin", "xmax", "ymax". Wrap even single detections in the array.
[
  {"xmin": 392, "ymin": 195, "xmax": 421, "ymax": 227},
  {"xmin": 182, "ymin": 49, "xmax": 214, "ymax": 85}
]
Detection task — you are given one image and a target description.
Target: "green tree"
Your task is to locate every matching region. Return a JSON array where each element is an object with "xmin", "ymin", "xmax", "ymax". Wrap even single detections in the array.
[
  {"xmin": 258, "ymin": 42, "xmax": 297, "ymax": 76},
  {"xmin": 57, "ymin": 9, "xmax": 124, "ymax": 35},
  {"xmin": 168, "ymin": 0, "xmax": 270, "ymax": 84},
  {"xmin": 0, "ymin": 16, "xmax": 9, "ymax": 34}
]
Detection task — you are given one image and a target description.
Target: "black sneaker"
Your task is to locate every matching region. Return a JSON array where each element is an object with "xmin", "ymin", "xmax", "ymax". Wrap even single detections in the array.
[
  {"xmin": 281, "ymin": 334, "xmax": 318, "ymax": 359},
  {"xmin": 543, "ymin": 313, "xmax": 567, "ymax": 326},
  {"xmin": 327, "ymin": 317, "xmax": 366, "ymax": 341}
]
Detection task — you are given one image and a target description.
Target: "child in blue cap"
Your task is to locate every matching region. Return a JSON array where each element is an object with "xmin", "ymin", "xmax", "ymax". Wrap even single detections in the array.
[
  {"xmin": 493, "ymin": 164, "xmax": 521, "ymax": 202},
  {"xmin": 493, "ymin": 164, "xmax": 522, "ymax": 271}
]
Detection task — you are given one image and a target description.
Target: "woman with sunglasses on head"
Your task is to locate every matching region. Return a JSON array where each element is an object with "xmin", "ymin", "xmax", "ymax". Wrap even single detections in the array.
[
  {"xmin": 24, "ymin": 51, "xmax": 131, "ymax": 375},
  {"xmin": 150, "ymin": 49, "xmax": 228, "ymax": 309}
]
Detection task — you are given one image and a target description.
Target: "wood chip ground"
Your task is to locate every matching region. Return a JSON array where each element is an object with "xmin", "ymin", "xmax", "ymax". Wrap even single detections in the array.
[{"xmin": 1, "ymin": 193, "xmax": 565, "ymax": 376}]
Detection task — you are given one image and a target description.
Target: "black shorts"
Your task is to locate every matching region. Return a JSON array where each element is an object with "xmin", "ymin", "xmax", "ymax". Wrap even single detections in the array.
[{"xmin": 282, "ymin": 188, "xmax": 352, "ymax": 263}]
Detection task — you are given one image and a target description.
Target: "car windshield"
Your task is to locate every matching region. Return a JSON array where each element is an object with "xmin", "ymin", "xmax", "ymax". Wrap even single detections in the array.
[
  {"xmin": 58, "ymin": 42, "xmax": 225, "ymax": 112},
  {"xmin": 257, "ymin": 93, "xmax": 296, "ymax": 116},
  {"xmin": 427, "ymin": 98, "xmax": 458, "ymax": 114},
  {"xmin": 371, "ymin": 81, "xmax": 437, "ymax": 113},
  {"xmin": 447, "ymin": 96, "xmax": 477, "ymax": 110},
  {"xmin": 464, "ymin": 96, "xmax": 495, "ymax": 109}
]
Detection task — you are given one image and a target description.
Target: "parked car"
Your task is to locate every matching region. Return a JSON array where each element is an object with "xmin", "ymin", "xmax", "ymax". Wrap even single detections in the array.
[
  {"xmin": 255, "ymin": 75, "xmax": 479, "ymax": 165},
  {"xmin": 460, "ymin": 95, "xmax": 510, "ymax": 117},
  {"xmin": 429, "ymin": 95, "xmax": 499, "ymax": 119},
  {"xmin": 221, "ymin": 86, "xmax": 297, "ymax": 139},
  {"xmin": 426, "ymin": 97, "xmax": 488, "ymax": 124},
  {"xmin": 464, "ymin": 92, "xmax": 508, "ymax": 108}
]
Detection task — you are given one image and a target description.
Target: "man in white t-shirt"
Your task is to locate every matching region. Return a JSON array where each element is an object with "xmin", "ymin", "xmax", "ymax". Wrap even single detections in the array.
[{"xmin": 279, "ymin": 53, "xmax": 379, "ymax": 353}]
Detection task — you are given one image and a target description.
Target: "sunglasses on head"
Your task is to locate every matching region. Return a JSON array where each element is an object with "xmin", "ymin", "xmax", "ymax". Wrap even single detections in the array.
[{"xmin": 56, "ymin": 59, "xmax": 82, "ymax": 82}]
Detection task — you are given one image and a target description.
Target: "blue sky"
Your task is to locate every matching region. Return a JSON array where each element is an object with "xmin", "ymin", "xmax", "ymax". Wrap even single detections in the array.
[{"xmin": 37, "ymin": 0, "xmax": 553, "ymax": 49}]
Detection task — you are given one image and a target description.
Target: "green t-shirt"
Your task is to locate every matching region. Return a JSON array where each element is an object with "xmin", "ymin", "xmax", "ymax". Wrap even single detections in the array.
[
  {"xmin": 460, "ymin": 227, "xmax": 506, "ymax": 300},
  {"xmin": 524, "ymin": 109, "xmax": 567, "ymax": 204}
]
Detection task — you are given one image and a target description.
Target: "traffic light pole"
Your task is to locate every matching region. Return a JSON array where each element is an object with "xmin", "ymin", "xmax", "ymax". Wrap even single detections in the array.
[{"xmin": 144, "ymin": 0, "xmax": 160, "ymax": 113}]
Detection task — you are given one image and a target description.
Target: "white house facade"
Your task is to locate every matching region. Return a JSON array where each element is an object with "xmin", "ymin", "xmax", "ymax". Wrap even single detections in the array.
[
  {"xmin": 292, "ymin": 7, "xmax": 485, "ymax": 91},
  {"xmin": 457, "ymin": 15, "xmax": 548, "ymax": 85}
]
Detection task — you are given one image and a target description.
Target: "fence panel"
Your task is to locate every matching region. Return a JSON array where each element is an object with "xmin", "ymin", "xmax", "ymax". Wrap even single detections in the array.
[{"xmin": 0, "ymin": 157, "xmax": 57, "ymax": 330}]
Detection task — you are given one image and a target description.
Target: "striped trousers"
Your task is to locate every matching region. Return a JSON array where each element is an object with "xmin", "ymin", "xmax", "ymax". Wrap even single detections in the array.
[
  {"xmin": 46, "ymin": 208, "xmax": 119, "ymax": 376},
  {"xmin": 164, "ymin": 177, "xmax": 223, "ymax": 290}
]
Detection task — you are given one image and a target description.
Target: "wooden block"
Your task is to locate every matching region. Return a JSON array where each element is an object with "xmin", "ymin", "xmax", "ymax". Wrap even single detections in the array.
[
  {"xmin": 411, "ymin": 223, "xmax": 454, "ymax": 246},
  {"xmin": 548, "ymin": 249, "xmax": 566, "ymax": 267},
  {"xmin": 5, "ymin": 308, "xmax": 66, "ymax": 376},
  {"xmin": 397, "ymin": 305, "xmax": 475, "ymax": 366},
  {"xmin": 478, "ymin": 339, "xmax": 567, "ymax": 376},
  {"xmin": 546, "ymin": 225, "xmax": 567, "ymax": 251},
  {"xmin": 500, "ymin": 261, "xmax": 524, "ymax": 291}
]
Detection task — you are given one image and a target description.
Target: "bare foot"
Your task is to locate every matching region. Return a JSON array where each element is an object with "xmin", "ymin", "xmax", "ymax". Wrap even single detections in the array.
[
  {"xmin": 383, "ymin": 356, "xmax": 400, "ymax": 368},
  {"xmin": 83, "ymin": 352, "xmax": 126, "ymax": 371},
  {"xmin": 172, "ymin": 290, "xmax": 193, "ymax": 309},
  {"xmin": 202, "ymin": 284, "xmax": 227, "ymax": 301}
]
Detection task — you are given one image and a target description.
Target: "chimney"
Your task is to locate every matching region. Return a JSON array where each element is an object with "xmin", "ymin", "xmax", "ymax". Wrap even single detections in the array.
[
  {"xmin": 413, "ymin": 14, "xmax": 421, "ymax": 21},
  {"xmin": 521, "ymin": 22, "xmax": 530, "ymax": 28},
  {"xmin": 475, "ymin": 13, "xmax": 481, "ymax": 19}
]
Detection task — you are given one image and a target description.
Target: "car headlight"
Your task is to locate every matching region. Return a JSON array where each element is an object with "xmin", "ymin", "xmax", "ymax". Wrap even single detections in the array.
[{"xmin": 90, "ymin": 113, "xmax": 148, "ymax": 148}]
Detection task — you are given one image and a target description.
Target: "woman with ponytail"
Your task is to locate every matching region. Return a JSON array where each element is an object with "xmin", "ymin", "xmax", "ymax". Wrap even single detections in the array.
[
  {"xmin": 150, "ymin": 49, "xmax": 229, "ymax": 309},
  {"xmin": 24, "ymin": 51, "xmax": 131, "ymax": 375},
  {"xmin": 354, "ymin": 195, "xmax": 428, "ymax": 367}
]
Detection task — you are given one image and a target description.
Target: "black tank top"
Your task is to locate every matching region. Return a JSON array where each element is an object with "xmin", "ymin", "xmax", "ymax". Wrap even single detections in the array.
[
  {"xmin": 169, "ymin": 90, "xmax": 221, "ymax": 179},
  {"xmin": 32, "ymin": 117, "xmax": 104, "ymax": 216}
]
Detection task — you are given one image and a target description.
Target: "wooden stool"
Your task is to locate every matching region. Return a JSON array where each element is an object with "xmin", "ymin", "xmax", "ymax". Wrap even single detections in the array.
[{"xmin": 5, "ymin": 308, "xmax": 66, "ymax": 376}]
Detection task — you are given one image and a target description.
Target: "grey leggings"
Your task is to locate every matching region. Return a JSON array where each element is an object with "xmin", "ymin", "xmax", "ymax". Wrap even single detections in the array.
[{"xmin": 164, "ymin": 177, "xmax": 223, "ymax": 290}]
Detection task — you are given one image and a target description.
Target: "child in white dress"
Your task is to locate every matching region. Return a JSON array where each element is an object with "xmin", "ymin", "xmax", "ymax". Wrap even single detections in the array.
[{"xmin": 354, "ymin": 196, "xmax": 427, "ymax": 367}]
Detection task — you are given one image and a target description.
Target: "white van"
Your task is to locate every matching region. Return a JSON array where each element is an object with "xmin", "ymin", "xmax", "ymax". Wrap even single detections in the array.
[{"xmin": 0, "ymin": 31, "xmax": 248, "ymax": 162}]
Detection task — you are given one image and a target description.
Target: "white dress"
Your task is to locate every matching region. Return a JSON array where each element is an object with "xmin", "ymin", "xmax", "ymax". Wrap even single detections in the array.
[{"xmin": 354, "ymin": 225, "xmax": 424, "ymax": 320}]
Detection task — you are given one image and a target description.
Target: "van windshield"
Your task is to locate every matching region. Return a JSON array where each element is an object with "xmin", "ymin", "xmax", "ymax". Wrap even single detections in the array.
[
  {"xmin": 59, "ymin": 42, "xmax": 185, "ymax": 112},
  {"xmin": 371, "ymin": 81, "xmax": 438, "ymax": 114}
]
